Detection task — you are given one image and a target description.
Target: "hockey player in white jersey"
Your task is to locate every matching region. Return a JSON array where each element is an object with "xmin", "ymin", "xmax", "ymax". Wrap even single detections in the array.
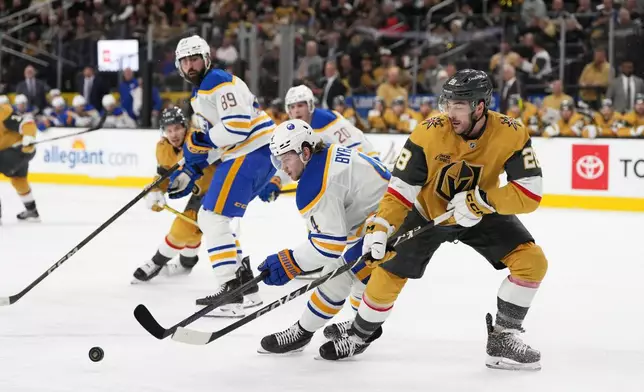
[
  {"xmin": 257, "ymin": 85, "xmax": 377, "ymax": 215},
  {"xmin": 167, "ymin": 35, "xmax": 275, "ymax": 317},
  {"xmin": 256, "ymin": 119, "xmax": 390, "ymax": 354}
]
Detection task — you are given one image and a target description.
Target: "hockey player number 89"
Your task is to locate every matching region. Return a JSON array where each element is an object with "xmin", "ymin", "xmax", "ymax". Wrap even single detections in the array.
[
  {"xmin": 396, "ymin": 148, "xmax": 412, "ymax": 171},
  {"xmin": 522, "ymin": 147, "xmax": 541, "ymax": 170}
]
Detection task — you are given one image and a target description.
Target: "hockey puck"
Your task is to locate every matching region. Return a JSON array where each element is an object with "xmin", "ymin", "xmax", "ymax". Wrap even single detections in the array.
[{"xmin": 89, "ymin": 346, "xmax": 104, "ymax": 362}]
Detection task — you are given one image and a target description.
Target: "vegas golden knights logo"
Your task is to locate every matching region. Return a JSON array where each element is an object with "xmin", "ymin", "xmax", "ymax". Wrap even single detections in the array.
[{"xmin": 435, "ymin": 160, "xmax": 483, "ymax": 201}]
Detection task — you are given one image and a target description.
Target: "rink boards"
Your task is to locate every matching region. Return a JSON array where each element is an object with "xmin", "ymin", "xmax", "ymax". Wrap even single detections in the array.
[{"xmin": 1, "ymin": 127, "xmax": 643, "ymax": 212}]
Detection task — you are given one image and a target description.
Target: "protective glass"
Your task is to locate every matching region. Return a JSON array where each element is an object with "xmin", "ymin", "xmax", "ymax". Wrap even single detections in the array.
[{"xmin": 438, "ymin": 95, "xmax": 473, "ymax": 116}]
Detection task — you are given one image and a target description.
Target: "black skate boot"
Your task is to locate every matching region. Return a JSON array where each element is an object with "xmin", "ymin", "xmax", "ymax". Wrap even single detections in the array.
[
  {"xmin": 485, "ymin": 313, "xmax": 541, "ymax": 371},
  {"xmin": 239, "ymin": 256, "xmax": 262, "ymax": 308},
  {"xmin": 16, "ymin": 205, "xmax": 40, "ymax": 222},
  {"xmin": 317, "ymin": 326, "xmax": 383, "ymax": 360},
  {"xmin": 323, "ymin": 320, "xmax": 352, "ymax": 340},
  {"xmin": 132, "ymin": 261, "xmax": 164, "ymax": 283},
  {"xmin": 196, "ymin": 275, "xmax": 244, "ymax": 318},
  {"xmin": 258, "ymin": 322, "xmax": 314, "ymax": 354}
]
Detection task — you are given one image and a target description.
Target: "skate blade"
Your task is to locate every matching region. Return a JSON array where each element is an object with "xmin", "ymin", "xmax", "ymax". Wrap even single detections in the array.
[
  {"xmin": 201, "ymin": 306, "xmax": 245, "ymax": 319},
  {"xmin": 485, "ymin": 356, "xmax": 541, "ymax": 371},
  {"xmin": 257, "ymin": 346, "xmax": 307, "ymax": 355},
  {"xmin": 17, "ymin": 217, "xmax": 41, "ymax": 223}
]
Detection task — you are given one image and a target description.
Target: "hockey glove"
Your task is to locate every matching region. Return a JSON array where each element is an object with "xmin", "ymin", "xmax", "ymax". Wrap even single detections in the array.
[
  {"xmin": 258, "ymin": 176, "xmax": 282, "ymax": 202},
  {"xmin": 257, "ymin": 249, "xmax": 302, "ymax": 286},
  {"xmin": 447, "ymin": 186, "xmax": 495, "ymax": 228},
  {"xmin": 167, "ymin": 164, "xmax": 202, "ymax": 199},
  {"xmin": 21, "ymin": 135, "xmax": 35, "ymax": 154},
  {"xmin": 145, "ymin": 190, "xmax": 166, "ymax": 212},
  {"xmin": 362, "ymin": 216, "xmax": 396, "ymax": 267}
]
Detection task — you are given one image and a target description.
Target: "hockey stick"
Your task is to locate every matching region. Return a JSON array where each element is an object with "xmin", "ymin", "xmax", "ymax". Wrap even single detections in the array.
[
  {"xmin": 171, "ymin": 209, "xmax": 454, "ymax": 345},
  {"xmin": 10, "ymin": 114, "xmax": 107, "ymax": 149},
  {"xmin": 0, "ymin": 158, "xmax": 184, "ymax": 306},
  {"xmin": 133, "ymin": 272, "xmax": 268, "ymax": 339},
  {"xmin": 163, "ymin": 205, "xmax": 198, "ymax": 226}
]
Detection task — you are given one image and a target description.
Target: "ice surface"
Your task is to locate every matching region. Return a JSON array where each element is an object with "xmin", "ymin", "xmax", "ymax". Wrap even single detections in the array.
[{"xmin": 0, "ymin": 183, "xmax": 642, "ymax": 392}]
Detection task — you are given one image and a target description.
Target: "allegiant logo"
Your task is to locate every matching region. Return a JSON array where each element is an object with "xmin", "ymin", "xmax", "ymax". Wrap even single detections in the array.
[{"xmin": 42, "ymin": 138, "xmax": 138, "ymax": 169}]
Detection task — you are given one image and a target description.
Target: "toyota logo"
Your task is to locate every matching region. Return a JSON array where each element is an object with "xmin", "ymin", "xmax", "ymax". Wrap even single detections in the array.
[{"xmin": 576, "ymin": 155, "xmax": 605, "ymax": 180}]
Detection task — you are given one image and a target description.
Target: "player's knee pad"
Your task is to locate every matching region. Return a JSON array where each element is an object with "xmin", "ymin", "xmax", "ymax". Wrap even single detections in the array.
[
  {"xmin": 501, "ymin": 242, "xmax": 548, "ymax": 283},
  {"xmin": 9, "ymin": 177, "xmax": 30, "ymax": 195},
  {"xmin": 198, "ymin": 208, "xmax": 238, "ymax": 276},
  {"xmin": 197, "ymin": 208, "xmax": 233, "ymax": 237},
  {"xmin": 316, "ymin": 258, "xmax": 353, "ymax": 301},
  {"xmin": 363, "ymin": 266, "xmax": 408, "ymax": 308}
]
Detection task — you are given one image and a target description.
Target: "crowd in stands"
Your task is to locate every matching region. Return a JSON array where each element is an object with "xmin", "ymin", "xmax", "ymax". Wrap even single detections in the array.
[{"xmin": 0, "ymin": 0, "xmax": 642, "ymax": 138}]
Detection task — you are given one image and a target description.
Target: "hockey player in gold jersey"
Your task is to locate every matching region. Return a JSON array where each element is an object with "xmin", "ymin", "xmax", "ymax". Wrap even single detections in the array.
[
  {"xmin": 417, "ymin": 97, "xmax": 441, "ymax": 120},
  {"xmin": 543, "ymin": 100, "xmax": 588, "ymax": 137},
  {"xmin": 506, "ymin": 94, "xmax": 541, "ymax": 135},
  {"xmin": 332, "ymin": 95, "xmax": 366, "ymax": 132},
  {"xmin": 382, "ymin": 96, "xmax": 424, "ymax": 133},
  {"xmin": 319, "ymin": 70, "xmax": 547, "ymax": 371},
  {"xmin": 367, "ymin": 97, "xmax": 387, "ymax": 132},
  {"xmin": 0, "ymin": 103, "xmax": 40, "ymax": 223},
  {"xmin": 618, "ymin": 93, "xmax": 644, "ymax": 137},
  {"xmin": 582, "ymin": 98, "xmax": 626, "ymax": 138}
]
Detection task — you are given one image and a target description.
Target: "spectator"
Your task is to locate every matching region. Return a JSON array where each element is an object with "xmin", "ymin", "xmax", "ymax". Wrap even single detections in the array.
[
  {"xmin": 119, "ymin": 67, "xmax": 138, "ymax": 121},
  {"xmin": 376, "ymin": 66, "xmax": 408, "ymax": 107},
  {"xmin": 578, "ymin": 47, "xmax": 611, "ymax": 108},
  {"xmin": 15, "ymin": 65, "xmax": 49, "ymax": 113},
  {"xmin": 490, "ymin": 41, "xmax": 522, "ymax": 74},
  {"xmin": 575, "ymin": 0, "xmax": 596, "ymax": 31},
  {"xmin": 500, "ymin": 64, "xmax": 523, "ymax": 113},
  {"xmin": 339, "ymin": 54, "xmax": 362, "ymax": 91},
  {"xmin": 542, "ymin": 79, "xmax": 574, "ymax": 111},
  {"xmin": 521, "ymin": 0, "xmax": 548, "ymax": 25},
  {"xmin": 320, "ymin": 60, "xmax": 347, "ymax": 109},
  {"xmin": 445, "ymin": 63, "xmax": 458, "ymax": 78},
  {"xmin": 216, "ymin": 34, "xmax": 239, "ymax": 65},
  {"xmin": 359, "ymin": 54, "xmax": 379, "ymax": 94},
  {"xmin": 131, "ymin": 77, "xmax": 162, "ymax": 122},
  {"xmin": 418, "ymin": 54, "xmax": 445, "ymax": 95},
  {"xmin": 373, "ymin": 48, "xmax": 395, "ymax": 84},
  {"xmin": 606, "ymin": 60, "xmax": 644, "ymax": 113},
  {"xmin": 519, "ymin": 35, "xmax": 552, "ymax": 82},
  {"xmin": 296, "ymin": 40, "xmax": 324, "ymax": 82},
  {"xmin": 77, "ymin": 66, "xmax": 108, "ymax": 112}
]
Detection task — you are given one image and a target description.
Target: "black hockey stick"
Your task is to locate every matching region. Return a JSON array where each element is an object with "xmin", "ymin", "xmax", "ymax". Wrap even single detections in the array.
[
  {"xmin": 133, "ymin": 272, "xmax": 269, "ymax": 339},
  {"xmin": 13, "ymin": 114, "xmax": 107, "ymax": 148},
  {"xmin": 171, "ymin": 210, "xmax": 454, "ymax": 345},
  {"xmin": 0, "ymin": 159, "xmax": 184, "ymax": 306}
]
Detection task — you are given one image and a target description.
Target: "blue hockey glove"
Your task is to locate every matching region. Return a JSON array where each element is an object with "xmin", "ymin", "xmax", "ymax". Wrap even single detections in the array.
[
  {"xmin": 168, "ymin": 131, "xmax": 213, "ymax": 199},
  {"xmin": 257, "ymin": 249, "xmax": 302, "ymax": 286},
  {"xmin": 168, "ymin": 164, "xmax": 202, "ymax": 199},
  {"xmin": 258, "ymin": 176, "xmax": 282, "ymax": 202}
]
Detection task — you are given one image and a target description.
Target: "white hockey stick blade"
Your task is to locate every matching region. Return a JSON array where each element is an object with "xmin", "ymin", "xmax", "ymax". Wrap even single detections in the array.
[
  {"xmin": 0, "ymin": 297, "xmax": 10, "ymax": 306},
  {"xmin": 172, "ymin": 327, "xmax": 211, "ymax": 345}
]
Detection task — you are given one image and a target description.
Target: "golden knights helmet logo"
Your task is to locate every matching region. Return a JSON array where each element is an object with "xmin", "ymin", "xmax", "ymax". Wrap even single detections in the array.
[{"xmin": 435, "ymin": 160, "xmax": 483, "ymax": 201}]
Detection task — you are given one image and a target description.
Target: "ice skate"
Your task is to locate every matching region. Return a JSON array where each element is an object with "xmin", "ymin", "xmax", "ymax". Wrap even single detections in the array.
[
  {"xmin": 258, "ymin": 322, "xmax": 314, "ymax": 354},
  {"xmin": 239, "ymin": 256, "xmax": 263, "ymax": 309},
  {"xmin": 323, "ymin": 320, "xmax": 353, "ymax": 340},
  {"xmin": 317, "ymin": 326, "xmax": 382, "ymax": 360},
  {"xmin": 132, "ymin": 261, "xmax": 164, "ymax": 283},
  {"xmin": 196, "ymin": 277, "xmax": 244, "ymax": 318},
  {"xmin": 485, "ymin": 313, "xmax": 541, "ymax": 371},
  {"xmin": 16, "ymin": 208, "xmax": 40, "ymax": 223}
]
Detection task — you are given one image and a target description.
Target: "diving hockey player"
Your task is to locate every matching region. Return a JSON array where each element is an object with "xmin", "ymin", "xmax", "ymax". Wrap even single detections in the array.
[
  {"xmin": 256, "ymin": 119, "xmax": 390, "ymax": 354},
  {"xmin": 0, "ymin": 103, "xmax": 40, "ymax": 223},
  {"xmin": 168, "ymin": 35, "xmax": 274, "ymax": 317},
  {"xmin": 319, "ymin": 70, "xmax": 547, "ymax": 371}
]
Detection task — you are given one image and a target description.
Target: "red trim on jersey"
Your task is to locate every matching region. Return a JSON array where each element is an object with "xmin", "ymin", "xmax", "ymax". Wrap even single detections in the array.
[
  {"xmin": 363, "ymin": 295, "xmax": 394, "ymax": 312},
  {"xmin": 165, "ymin": 236, "xmax": 183, "ymax": 250},
  {"xmin": 185, "ymin": 242, "xmax": 201, "ymax": 249},
  {"xmin": 387, "ymin": 187, "xmax": 413, "ymax": 209},
  {"xmin": 509, "ymin": 275, "xmax": 541, "ymax": 288},
  {"xmin": 511, "ymin": 181, "xmax": 542, "ymax": 202}
]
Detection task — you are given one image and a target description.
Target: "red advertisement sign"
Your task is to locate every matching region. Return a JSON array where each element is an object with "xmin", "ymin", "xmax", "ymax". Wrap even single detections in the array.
[{"xmin": 572, "ymin": 144, "xmax": 609, "ymax": 190}]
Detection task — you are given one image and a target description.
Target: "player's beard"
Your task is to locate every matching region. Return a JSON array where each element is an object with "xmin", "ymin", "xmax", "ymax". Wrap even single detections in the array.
[{"xmin": 185, "ymin": 67, "xmax": 206, "ymax": 85}]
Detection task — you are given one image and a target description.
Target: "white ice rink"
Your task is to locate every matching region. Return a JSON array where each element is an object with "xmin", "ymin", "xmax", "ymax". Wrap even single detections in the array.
[{"xmin": 0, "ymin": 183, "xmax": 642, "ymax": 392}]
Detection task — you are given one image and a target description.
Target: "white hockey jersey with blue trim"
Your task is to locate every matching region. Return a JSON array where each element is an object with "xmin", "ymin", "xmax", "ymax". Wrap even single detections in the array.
[
  {"xmin": 309, "ymin": 108, "xmax": 377, "ymax": 157},
  {"xmin": 292, "ymin": 144, "xmax": 390, "ymax": 271},
  {"xmin": 190, "ymin": 69, "xmax": 274, "ymax": 162}
]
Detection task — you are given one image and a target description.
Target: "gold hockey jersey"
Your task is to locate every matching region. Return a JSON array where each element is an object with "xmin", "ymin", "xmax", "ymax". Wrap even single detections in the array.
[
  {"xmin": 0, "ymin": 103, "xmax": 37, "ymax": 152},
  {"xmin": 375, "ymin": 112, "xmax": 543, "ymax": 228}
]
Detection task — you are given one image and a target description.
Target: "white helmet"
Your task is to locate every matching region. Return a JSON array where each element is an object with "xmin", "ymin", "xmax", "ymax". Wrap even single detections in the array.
[
  {"xmin": 284, "ymin": 85, "xmax": 315, "ymax": 116},
  {"xmin": 175, "ymin": 35, "xmax": 211, "ymax": 81},
  {"xmin": 102, "ymin": 94, "xmax": 116, "ymax": 109},
  {"xmin": 52, "ymin": 96, "xmax": 66, "ymax": 108},
  {"xmin": 269, "ymin": 119, "xmax": 322, "ymax": 169},
  {"xmin": 49, "ymin": 88, "xmax": 61, "ymax": 98},
  {"xmin": 0, "ymin": 95, "xmax": 8, "ymax": 105},
  {"xmin": 15, "ymin": 94, "xmax": 28, "ymax": 105},
  {"xmin": 72, "ymin": 95, "xmax": 86, "ymax": 107}
]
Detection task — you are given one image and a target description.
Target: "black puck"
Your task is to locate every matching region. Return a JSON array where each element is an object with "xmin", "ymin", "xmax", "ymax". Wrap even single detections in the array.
[{"xmin": 89, "ymin": 346, "xmax": 104, "ymax": 362}]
